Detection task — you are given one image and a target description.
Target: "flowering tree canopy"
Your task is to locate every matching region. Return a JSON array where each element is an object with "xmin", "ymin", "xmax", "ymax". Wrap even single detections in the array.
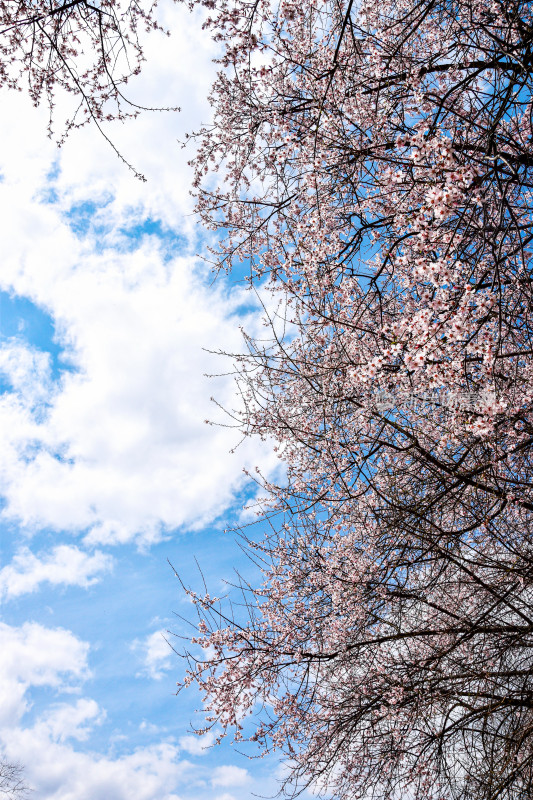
[
  {"xmin": 0, "ymin": 0, "xmax": 174, "ymax": 170},
  {"xmin": 177, "ymin": 0, "xmax": 533, "ymax": 798}
]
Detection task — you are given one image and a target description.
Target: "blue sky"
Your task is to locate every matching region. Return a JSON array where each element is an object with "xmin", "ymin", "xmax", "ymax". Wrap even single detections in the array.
[{"xmin": 0, "ymin": 5, "xmax": 299, "ymax": 797}]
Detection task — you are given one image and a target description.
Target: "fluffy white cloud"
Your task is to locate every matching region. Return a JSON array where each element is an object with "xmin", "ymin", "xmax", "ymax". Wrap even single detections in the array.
[
  {"xmin": 0, "ymin": 622, "xmax": 90, "ymax": 726},
  {"xmin": 2, "ymin": 726, "xmax": 189, "ymax": 800},
  {"xmin": 0, "ymin": 545, "xmax": 113, "ymax": 599},
  {"xmin": 0, "ymin": 0, "xmax": 282, "ymax": 548},
  {"xmin": 0, "ymin": 343, "xmax": 53, "ymax": 406},
  {"xmin": 0, "ymin": 237, "xmax": 276, "ymax": 545},
  {"xmin": 133, "ymin": 630, "xmax": 173, "ymax": 680},
  {"xmin": 178, "ymin": 732, "xmax": 215, "ymax": 757},
  {"xmin": 36, "ymin": 698, "xmax": 105, "ymax": 743},
  {"xmin": 211, "ymin": 766, "xmax": 250, "ymax": 788}
]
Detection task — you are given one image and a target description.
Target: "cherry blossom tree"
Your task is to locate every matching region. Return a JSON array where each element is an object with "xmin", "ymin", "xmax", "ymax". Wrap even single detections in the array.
[
  {"xmin": 180, "ymin": 507, "xmax": 533, "ymax": 800},
  {"xmin": 0, "ymin": 0, "xmax": 176, "ymax": 173},
  {"xmin": 177, "ymin": 0, "xmax": 533, "ymax": 798}
]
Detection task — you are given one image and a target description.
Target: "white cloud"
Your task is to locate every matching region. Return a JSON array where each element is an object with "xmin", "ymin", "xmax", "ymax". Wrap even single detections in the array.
[
  {"xmin": 178, "ymin": 732, "xmax": 215, "ymax": 756},
  {"xmin": 0, "ymin": 621, "xmax": 90, "ymax": 726},
  {"xmin": 0, "ymin": 0, "xmax": 282, "ymax": 549},
  {"xmin": 0, "ymin": 239, "xmax": 277, "ymax": 545},
  {"xmin": 37, "ymin": 698, "xmax": 105, "ymax": 743},
  {"xmin": 211, "ymin": 766, "xmax": 250, "ymax": 788},
  {"xmin": 2, "ymin": 726, "xmax": 190, "ymax": 800},
  {"xmin": 0, "ymin": 545, "xmax": 113, "ymax": 599},
  {"xmin": 0, "ymin": 343, "xmax": 54, "ymax": 406},
  {"xmin": 139, "ymin": 720, "xmax": 160, "ymax": 735},
  {"xmin": 133, "ymin": 630, "xmax": 173, "ymax": 680}
]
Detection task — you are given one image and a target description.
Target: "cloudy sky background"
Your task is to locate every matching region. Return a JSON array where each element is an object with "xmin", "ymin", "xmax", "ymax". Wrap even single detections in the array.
[{"xmin": 0, "ymin": 5, "xmax": 300, "ymax": 797}]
